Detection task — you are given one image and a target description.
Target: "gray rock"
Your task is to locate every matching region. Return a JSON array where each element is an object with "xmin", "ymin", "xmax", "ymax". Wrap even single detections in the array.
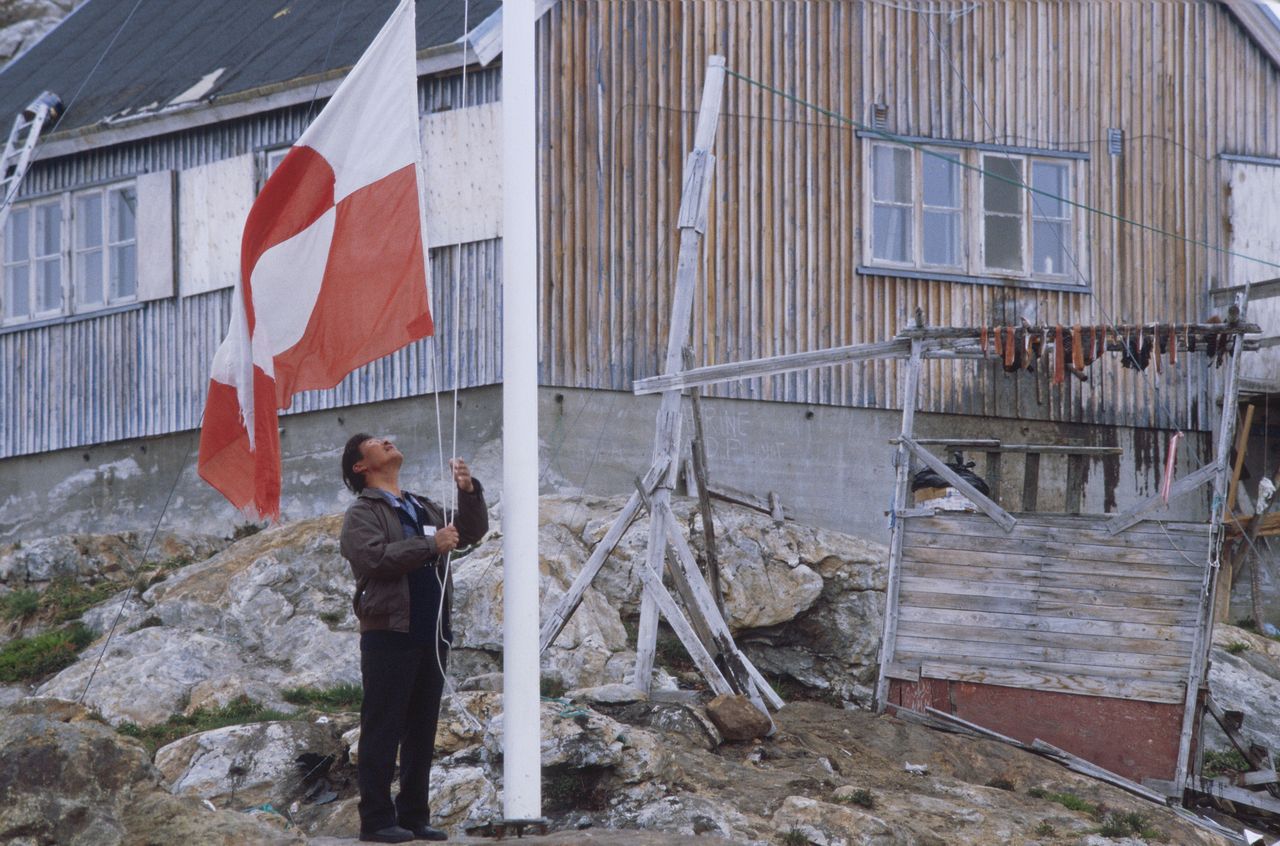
[
  {"xmin": 0, "ymin": 702, "xmax": 302, "ymax": 845},
  {"xmin": 155, "ymin": 719, "xmax": 344, "ymax": 809}
]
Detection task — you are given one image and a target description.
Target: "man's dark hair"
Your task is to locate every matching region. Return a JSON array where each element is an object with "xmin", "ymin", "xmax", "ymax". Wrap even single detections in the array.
[{"xmin": 342, "ymin": 432, "xmax": 373, "ymax": 494}]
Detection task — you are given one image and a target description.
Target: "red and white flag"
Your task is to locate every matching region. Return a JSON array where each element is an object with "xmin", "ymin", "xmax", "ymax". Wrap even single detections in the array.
[{"xmin": 198, "ymin": 0, "xmax": 433, "ymax": 519}]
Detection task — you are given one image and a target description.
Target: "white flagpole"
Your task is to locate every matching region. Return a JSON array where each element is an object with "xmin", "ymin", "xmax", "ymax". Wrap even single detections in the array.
[{"xmin": 501, "ymin": 0, "xmax": 542, "ymax": 822}]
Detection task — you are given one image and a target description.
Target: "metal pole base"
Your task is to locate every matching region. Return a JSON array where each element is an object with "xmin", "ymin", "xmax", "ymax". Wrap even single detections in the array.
[{"xmin": 466, "ymin": 818, "xmax": 551, "ymax": 839}]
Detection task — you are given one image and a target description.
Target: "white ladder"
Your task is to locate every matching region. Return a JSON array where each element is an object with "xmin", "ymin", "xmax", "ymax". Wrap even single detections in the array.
[{"xmin": 0, "ymin": 91, "xmax": 62, "ymax": 232}]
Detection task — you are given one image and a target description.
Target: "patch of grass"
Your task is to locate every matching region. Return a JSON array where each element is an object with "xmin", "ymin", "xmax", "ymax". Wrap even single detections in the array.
[
  {"xmin": 985, "ymin": 776, "xmax": 1015, "ymax": 791},
  {"xmin": 1, "ymin": 588, "xmax": 39, "ymax": 620},
  {"xmin": 1235, "ymin": 617, "xmax": 1258, "ymax": 631},
  {"xmin": 1203, "ymin": 747, "xmax": 1251, "ymax": 778},
  {"xmin": 1032, "ymin": 820, "xmax": 1056, "ymax": 838},
  {"xmin": 39, "ymin": 577, "xmax": 118, "ymax": 623},
  {"xmin": 157, "ymin": 554, "xmax": 192, "ymax": 572},
  {"xmin": 1097, "ymin": 810, "xmax": 1162, "ymax": 840},
  {"xmin": 779, "ymin": 829, "xmax": 810, "ymax": 846},
  {"xmin": 1225, "ymin": 641, "xmax": 1251, "ymax": 655},
  {"xmin": 231, "ymin": 522, "xmax": 265, "ymax": 541},
  {"xmin": 0, "ymin": 623, "xmax": 94, "ymax": 682},
  {"xmin": 836, "ymin": 788, "xmax": 875, "ymax": 808},
  {"xmin": 1026, "ymin": 787, "xmax": 1099, "ymax": 818},
  {"xmin": 318, "ymin": 610, "xmax": 343, "ymax": 626},
  {"xmin": 281, "ymin": 683, "xmax": 363, "ymax": 712},
  {"xmin": 116, "ymin": 695, "xmax": 292, "ymax": 755}
]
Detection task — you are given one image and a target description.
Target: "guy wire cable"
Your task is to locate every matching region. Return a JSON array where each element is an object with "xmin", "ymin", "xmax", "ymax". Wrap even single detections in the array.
[{"xmin": 79, "ymin": 426, "xmax": 199, "ymax": 704}]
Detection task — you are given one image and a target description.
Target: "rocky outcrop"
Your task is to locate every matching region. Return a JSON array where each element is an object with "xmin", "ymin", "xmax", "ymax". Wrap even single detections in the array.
[
  {"xmin": 0, "ymin": 698, "xmax": 302, "ymax": 845},
  {"xmin": 1208, "ymin": 624, "xmax": 1280, "ymax": 753},
  {"xmin": 0, "ymin": 0, "xmax": 78, "ymax": 67}
]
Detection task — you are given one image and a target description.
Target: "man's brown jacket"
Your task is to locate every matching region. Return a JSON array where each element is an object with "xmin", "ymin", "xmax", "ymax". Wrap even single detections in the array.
[{"xmin": 339, "ymin": 481, "xmax": 488, "ymax": 633}]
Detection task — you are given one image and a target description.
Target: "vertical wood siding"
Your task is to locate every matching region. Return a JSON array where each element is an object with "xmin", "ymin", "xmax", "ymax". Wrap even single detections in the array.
[{"xmin": 538, "ymin": 0, "xmax": 1280, "ymax": 430}]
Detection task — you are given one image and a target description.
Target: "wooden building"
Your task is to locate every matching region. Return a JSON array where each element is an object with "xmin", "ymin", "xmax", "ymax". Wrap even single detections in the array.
[{"xmin": 1, "ymin": 0, "xmax": 1279, "ymax": 790}]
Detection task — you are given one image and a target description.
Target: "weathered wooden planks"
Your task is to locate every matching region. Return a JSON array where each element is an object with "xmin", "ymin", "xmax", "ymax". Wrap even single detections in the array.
[{"xmin": 917, "ymin": 661, "xmax": 1185, "ymax": 705}]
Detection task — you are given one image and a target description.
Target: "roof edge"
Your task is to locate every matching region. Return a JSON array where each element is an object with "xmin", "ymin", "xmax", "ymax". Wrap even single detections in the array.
[
  {"xmin": 1220, "ymin": 0, "xmax": 1280, "ymax": 73},
  {"xmin": 33, "ymin": 40, "xmax": 481, "ymax": 159}
]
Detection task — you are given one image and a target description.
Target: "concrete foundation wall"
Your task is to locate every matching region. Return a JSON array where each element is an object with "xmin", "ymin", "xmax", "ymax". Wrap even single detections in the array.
[{"xmin": 0, "ymin": 385, "xmax": 1211, "ymax": 548}]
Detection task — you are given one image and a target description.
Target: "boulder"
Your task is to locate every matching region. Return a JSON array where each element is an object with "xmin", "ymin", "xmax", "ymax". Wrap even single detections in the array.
[
  {"xmin": 36, "ymin": 517, "xmax": 360, "ymax": 725},
  {"xmin": 1208, "ymin": 625, "xmax": 1280, "ymax": 753},
  {"xmin": 154, "ymin": 719, "xmax": 345, "ymax": 809},
  {"xmin": 705, "ymin": 694, "xmax": 772, "ymax": 741},
  {"xmin": 0, "ymin": 702, "xmax": 301, "ymax": 846}
]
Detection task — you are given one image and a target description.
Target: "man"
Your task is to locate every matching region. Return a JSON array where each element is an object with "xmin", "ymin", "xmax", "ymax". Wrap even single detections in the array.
[{"xmin": 339, "ymin": 433, "xmax": 489, "ymax": 843}]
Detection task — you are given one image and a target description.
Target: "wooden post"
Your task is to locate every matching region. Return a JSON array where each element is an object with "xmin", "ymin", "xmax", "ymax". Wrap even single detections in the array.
[
  {"xmin": 875, "ymin": 340, "xmax": 923, "ymax": 712},
  {"xmin": 632, "ymin": 56, "xmax": 725, "ymax": 694},
  {"xmin": 1022, "ymin": 452, "xmax": 1041, "ymax": 512},
  {"xmin": 1227, "ymin": 403, "xmax": 1256, "ymax": 514},
  {"xmin": 1065, "ymin": 454, "xmax": 1085, "ymax": 515},
  {"xmin": 1177, "ymin": 295, "xmax": 1249, "ymax": 790},
  {"xmin": 685, "ymin": 346, "xmax": 725, "ymax": 618},
  {"xmin": 985, "ymin": 451, "xmax": 1003, "ymax": 505}
]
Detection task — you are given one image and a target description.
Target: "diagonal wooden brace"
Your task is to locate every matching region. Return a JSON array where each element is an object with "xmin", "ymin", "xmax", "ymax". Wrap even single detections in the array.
[
  {"xmin": 900, "ymin": 436, "xmax": 1017, "ymax": 533},
  {"xmin": 1104, "ymin": 462, "xmax": 1218, "ymax": 536}
]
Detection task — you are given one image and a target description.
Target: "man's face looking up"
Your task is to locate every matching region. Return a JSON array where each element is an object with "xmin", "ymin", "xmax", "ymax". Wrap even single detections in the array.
[{"xmin": 354, "ymin": 437, "xmax": 403, "ymax": 478}]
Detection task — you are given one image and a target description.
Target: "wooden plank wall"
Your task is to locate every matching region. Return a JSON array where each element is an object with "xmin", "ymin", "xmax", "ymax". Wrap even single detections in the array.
[
  {"xmin": 538, "ymin": 0, "xmax": 1280, "ymax": 431},
  {"xmin": 890, "ymin": 512, "xmax": 1209, "ymax": 704}
]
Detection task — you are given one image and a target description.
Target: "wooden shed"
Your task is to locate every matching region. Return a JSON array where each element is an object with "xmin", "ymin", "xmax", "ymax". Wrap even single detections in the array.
[{"xmin": 875, "ymin": 319, "xmax": 1257, "ymax": 792}]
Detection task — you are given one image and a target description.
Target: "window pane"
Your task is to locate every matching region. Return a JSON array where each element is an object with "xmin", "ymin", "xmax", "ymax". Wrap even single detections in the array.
[
  {"xmin": 6, "ymin": 207, "xmax": 29, "ymax": 263},
  {"xmin": 110, "ymin": 187, "xmax": 137, "ymax": 243},
  {"xmin": 37, "ymin": 257, "xmax": 61, "ymax": 311},
  {"xmin": 77, "ymin": 193, "xmax": 103, "ymax": 249},
  {"xmin": 923, "ymin": 210, "xmax": 961, "ymax": 266},
  {"xmin": 872, "ymin": 146, "xmax": 912, "ymax": 203},
  {"xmin": 1032, "ymin": 162, "xmax": 1069, "ymax": 219},
  {"xmin": 872, "ymin": 205, "xmax": 911, "ymax": 262},
  {"xmin": 4, "ymin": 265, "xmax": 28, "ymax": 317},
  {"xmin": 922, "ymin": 152, "xmax": 960, "ymax": 208},
  {"xmin": 983, "ymin": 155, "xmax": 1023, "ymax": 215},
  {"xmin": 77, "ymin": 247, "xmax": 104, "ymax": 305},
  {"xmin": 111, "ymin": 243, "xmax": 137, "ymax": 299},
  {"xmin": 1033, "ymin": 220, "xmax": 1068, "ymax": 275},
  {"xmin": 985, "ymin": 214, "xmax": 1023, "ymax": 271},
  {"xmin": 35, "ymin": 202, "xmax": 60, "ymax": 257}
]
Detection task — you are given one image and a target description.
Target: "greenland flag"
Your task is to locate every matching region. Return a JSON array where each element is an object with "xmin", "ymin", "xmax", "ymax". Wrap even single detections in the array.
[{"xmin": 198, "ymin": 0, "xmax": 433, "ymax": 519}]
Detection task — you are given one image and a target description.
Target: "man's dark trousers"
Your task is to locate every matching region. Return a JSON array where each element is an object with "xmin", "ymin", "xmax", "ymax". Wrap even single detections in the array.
[{"xmin": 357, "ymin": 643, "xmax": 446, "ymax": 833}]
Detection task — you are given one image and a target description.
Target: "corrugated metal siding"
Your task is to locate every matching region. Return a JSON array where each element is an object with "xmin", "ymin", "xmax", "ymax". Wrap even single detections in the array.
[
  {"xmin": 538, "ymin": 0, "xmax": 1278, "ymax": 430},
  {"xmin": 0, "ymin": 239, "xmax": 500, "ymax": 457}
]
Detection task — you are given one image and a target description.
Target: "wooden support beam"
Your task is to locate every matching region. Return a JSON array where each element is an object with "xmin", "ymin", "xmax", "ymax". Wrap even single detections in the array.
[
  {"xmin": 890, "ymin": 438, "xmax": 1122, "ymax": 456},
  {"xmin": 1228, "ymin": 403, "xmax": 1257, "ymax": 515},
  {"xmin": 1178, "ymin": 309, "xmax": 1249, "ymax": 791},
  {"xmin": 985, "ymin": 451, "xmax": 1002, "ymax": 504},
  {"xmin": 1065, "ymin": 454, "xmax": 1085, "ymax": 515},
  {"xmin": 1022, "ymin": 453, "xmax": 1041, "ymax": 512},
  {"xmin": 1028, "ymin": 739, "xmax": 1171, "ymax": 804},
  {"xmin": 685, "ymin": 347, "xmax": 724, "ymax": 619},
  {"xmin": 900, "ymin": 437, "xmax": 1018, "ymax": 532},
  {"xmin": 631, "ymin": 338, "xmax": 911, "ymax": 395},
  {"xmin": 1104, "ymin": 462, "xmax": 1218, "ymax": 536},
  {"xmin": 875, "ymin": 342, "xmax": 923, "ymax": 712},
  {"xmin": 540, "ymin": 471, "xmax": 660, "ymax": 652}
]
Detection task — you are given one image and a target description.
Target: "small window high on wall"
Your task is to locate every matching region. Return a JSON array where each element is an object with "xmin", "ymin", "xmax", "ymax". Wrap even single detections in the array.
[
  {"xmin": 3, "ymin": 200, "xmax": 63, "ymax": 322},
  {"xmin": 862, "ymin": 138, "xmax": 1086, "ymax": 289},
  {"xmin": 74, "ymin": 185, "xmax": 137, "ymax": 308}
]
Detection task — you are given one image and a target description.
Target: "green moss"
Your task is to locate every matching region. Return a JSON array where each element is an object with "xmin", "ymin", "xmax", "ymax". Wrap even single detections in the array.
[
  {"xmin": 116, "ymin": 695, "xmax": 293, "ymax": 755},
  {"xmin": 1225, "ymin": 641, "xmax": 1250, "ymax": 655},
  {"xmin": 0, "ymin": 589, "xmax": 39, "ymax": 620},
  {"xmin": 39, "ymin": 578, "xmax": 119, "ymax": 623},
  {"xmin": 318, "ymin": 610, "xmax": 344, "ymax": 626},
  {"xmin": 836, "ymin": 787, "xmax": 875, "ymax": 808},
  {"xmin": 1026, "ymin": 787, "xmax": 1099, "ymax": 818},
  {"xmin": 281, "ymin": 683, "xmax": 363, "ymax": 711},
  {"xmin": 1032, "ymin": 820, "xmax": 1056, "ymax": 838},
  {"xmin": 1098, "ymin": 810, "xmax": 1162, "ymax": 840},
  {"xmin": 0, "ymin": 623, "xmax": 94, "ymax": 682},
  {"xmin": 1203, "ymin": 747, "xmax": 1251, "ymax": 778}
]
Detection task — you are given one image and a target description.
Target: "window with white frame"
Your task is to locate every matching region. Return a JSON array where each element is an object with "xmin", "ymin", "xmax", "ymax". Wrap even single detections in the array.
[
  {"xmin": 75, "ymin": 185, "xmax": 137, "ymax": 308},
  {"xmin": 256, "ymin": 146, "xmax": 291, "ymax": 194},
  {"xmin": 865, "ymin": 141, "xmax": 1083, "ymax": 286},
  {"xmin": 1, "ymin": 181, "xmax": 139, "ymax": 324},
  {"xmin": 3, "ymin": 199, "xmax": 63, "ymax": 321}
]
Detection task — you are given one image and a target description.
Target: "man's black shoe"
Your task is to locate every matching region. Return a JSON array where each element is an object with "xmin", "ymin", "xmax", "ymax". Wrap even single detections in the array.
[
  {"xmin": 359, "ymin": 825, "xmax": 415, "ymax": 843},
  {"xmin": 403, "ymin": 823, "xmax": 448, "ymax": 841}
]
